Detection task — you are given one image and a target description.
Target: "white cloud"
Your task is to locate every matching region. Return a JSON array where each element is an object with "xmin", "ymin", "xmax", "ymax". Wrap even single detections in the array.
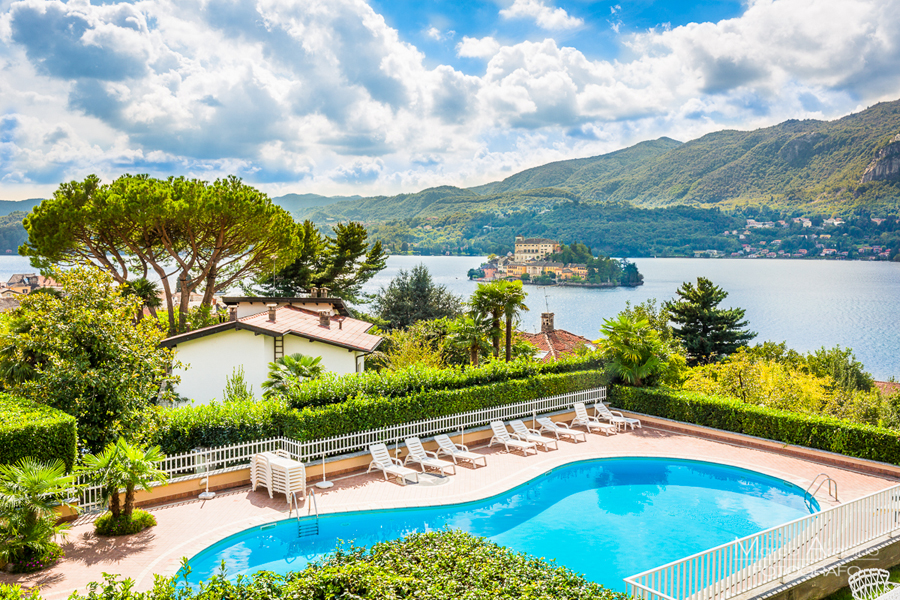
[
  {"xmin": 456, "ymin": 36, "xmax": 501, "ymax": 58},
  {"xmin": 499, "ymin": 0, "xmax": 583, "ymax": 31}
]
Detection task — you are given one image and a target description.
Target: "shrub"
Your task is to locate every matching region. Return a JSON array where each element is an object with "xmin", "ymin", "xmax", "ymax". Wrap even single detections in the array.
[
  {"xmin": 610, "ymin": 386, "xmax": 900, "ymax": 464},
  {"xmin": 6, "ymin": 542, "xmax": 64, "ymax": 574},
  {"xmin": 68, "ymin": 530, "xmax": 625, "ymax": 600},
  {"xmin": 152, "ymin": 370, "xmax": 607, "ymax": 453},
  {"xmin": 0, "ymin": 394, "xmax": 77, "ymax": 471},
  {"xmin": 286, "ymin": 353, "xmax": 603, "ymax": 409},
  {"xmin": 94, "ymin": 509, "xmax": 157, "ymax": 536},
  {"xmin": 0, "ymin": 584, "xmax": 42, "ymax": 600}
]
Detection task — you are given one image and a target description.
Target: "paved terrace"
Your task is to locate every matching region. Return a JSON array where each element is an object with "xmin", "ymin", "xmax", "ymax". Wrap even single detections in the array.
[{"xmin": 4, "ymin": 424, "xmax": 898, "ymax": 599}]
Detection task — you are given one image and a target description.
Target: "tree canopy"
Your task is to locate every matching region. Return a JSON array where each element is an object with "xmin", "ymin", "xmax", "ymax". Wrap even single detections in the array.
[
  {"xmin": 664, "ymin": 277, "xmax": 755, "ymax": 366},
  {"xmin": 372, "ymin": 264, "xmax": 462, "ymax": 330},
  {"xmin": 21, "ymin": 174, "xmax": 298, "ymax": 334}
]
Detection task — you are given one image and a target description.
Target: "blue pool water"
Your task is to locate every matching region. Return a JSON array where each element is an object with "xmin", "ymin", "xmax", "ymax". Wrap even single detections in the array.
[{"xmin": 185, "ymin": 458, "xmax": 817, "ymax": 590}]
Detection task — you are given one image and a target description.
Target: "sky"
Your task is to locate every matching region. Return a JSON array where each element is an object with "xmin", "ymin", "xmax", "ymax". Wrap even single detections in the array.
[{"xmin": 1, "ymin": 0, "xmax": 900, "ymax": 200}]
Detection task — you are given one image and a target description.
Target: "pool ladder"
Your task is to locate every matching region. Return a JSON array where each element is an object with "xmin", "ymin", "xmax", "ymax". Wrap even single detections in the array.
[
  {"xmin": 806, "ymin": 473, "xmax": 839, "ymax": 502},
  {"xmin": 293, "ymin": 489, "xmax": 319, "ymax": 538}
]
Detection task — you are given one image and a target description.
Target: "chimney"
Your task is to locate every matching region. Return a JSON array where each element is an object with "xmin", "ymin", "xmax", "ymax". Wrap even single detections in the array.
[
  {"xmin": 267, "ymin": 303, "xmax": 277, "ymax": 322},
  {"xmin": 541, "ymin": 312, "xmax": 554, "ymax": 333},
  {"xmin": 320, "ymin": 287, "xmax": 330, "ymax": 298},
  {"xmin": 319, "ymin": 310, "xmax": 331, "ymax": 328},
  {"xmin": 228, "ymin": 307, "xmax": 237, "ymax": 322}
]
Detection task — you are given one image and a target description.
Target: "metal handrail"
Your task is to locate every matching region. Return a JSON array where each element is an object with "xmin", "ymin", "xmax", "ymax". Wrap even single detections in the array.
[{"xmin": 806, "ymin": 473, "xmax": 838, "ymax": 502}]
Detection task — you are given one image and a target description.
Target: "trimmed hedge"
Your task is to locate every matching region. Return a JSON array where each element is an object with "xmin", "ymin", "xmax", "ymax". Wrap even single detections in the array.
[
  {"xmin": 286, "ymin": 354, "xmax": 603, "ymax": 409},
  {"xmin": 0, "ymin": 394, "xmax": 78, "ymax": 471},
  {"xmin": 610, "ymin": 386, "xmax": 900, "ymax": 465},
  {"xmin": 153, "ymin": 370, "xmax": 607, "ymax": 454}
]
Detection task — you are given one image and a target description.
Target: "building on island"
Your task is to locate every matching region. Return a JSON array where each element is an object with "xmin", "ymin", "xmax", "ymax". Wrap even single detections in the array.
[
  {"xmin": 518, "ymin": 312, "xmax": 594, "ymax": 362},
  {"xmin": 514, "ymin": 236, "xmax": 561, "ymax": 262},
  {"xmin": 161, "ymin": 294, "xmax": 382, "ymax": 404}
]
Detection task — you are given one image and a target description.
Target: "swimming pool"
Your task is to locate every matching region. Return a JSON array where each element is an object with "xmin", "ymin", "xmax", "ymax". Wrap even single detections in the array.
[{"xmin": 186, "ymin": 457, "xmax": 818, "ymax": 590}]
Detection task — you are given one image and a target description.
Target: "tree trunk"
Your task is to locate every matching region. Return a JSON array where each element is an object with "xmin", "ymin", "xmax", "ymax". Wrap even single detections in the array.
[
  {"xmin": 470, "ymin": 346, "xmax": 478, "ymax": 366},
  {"xmin": 492, "ymin": 310, "xmax": 501, "ymax": 357},
  {"xmin": 505, "ymin": 315, "xmax": 513, "ymax": 362},
  {"xmin": 201, "ymin": 265, "xmax": 217, "ymax": 307},
  {"xmin": 124, "ymin": 484, "xmax": 135, "ymax": 521},
  {"xmin": 109, "ymin": 487, "xmax": 121, "ymax": 520}
]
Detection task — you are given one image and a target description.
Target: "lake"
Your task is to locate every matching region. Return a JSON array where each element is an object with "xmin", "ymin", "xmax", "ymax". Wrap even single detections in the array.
[
  {"xmin": 2, "ymin": 254, "xmax": 897, "ymax": 379},
  {"xmin": 362, "ymin": 256, "xmax": 900, "ymax": 380}
]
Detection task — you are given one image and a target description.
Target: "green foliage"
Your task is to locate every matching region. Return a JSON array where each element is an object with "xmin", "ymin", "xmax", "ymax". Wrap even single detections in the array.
[
  {"xmin": 6, "ymin": 542, "xmax": 63, "ymax": 574},
  {"xmin": 0, "ymin": 266, "xmax": 177, "ymax": 453},
  {"xmin": 370, "ymin": 327, "xmax": 447, "ymax": 371},
  {"xmin": 597, "ymin": 315, "xmax": 663, "ymax": 387},
  {"xmin": 69, "ymin": 530, "xmax": 623, "ymax": 600},
  {"xmin": 373, "ymin": 264, "xmax": 463, "ymax": 329},
  {"xmin": 447, "ymin": 313, "xmax": 493, "ymax": 366},
  {"xmin": 0, "ymin": 583, "xmax": 42, "ymax": 599},
  {"xmin": 0, "ymin": 458, "xmax": 74, "ymax": 566},
  {"xmin": 665, "ymin": 277, "xmax": 755, "ymax": 365},
  {"xmin": 0, "ymin": 395, "xmax": 77, "ymax": 471},
  {"xmin": 82, "ymin": 438, "xmax": 168, "ymax": 523},
  {"xmin": 806, "ymin": 346, "xmax": 874, "ymax": 392},
  {"xmin": 122, "ymin": 277, "xmax": 162, "ymax": 321},
  {"xmin": 222, "ymin": 366, "xmax": 254, "ymax": 403},
  {"xmin": 611, "ymin": 386, "xmax": 900, "ymax": 464},
  {"xmin": 0, "ymin": 211, "xmax": 28, "ymax": 253},
  {"xmin": 252, "ymin": 220, "xmax": 387, "ymax": 303},
  {"xmin": 94, "ymin": 509, "xmax": 157, "ymax": 537},
  {"xmin": 150, "ymin": 367, "xmax": 604, "ymax": 453},
  {"xmin": 261, "ymin": 354, "xmax": 324, "ymax": 400}
]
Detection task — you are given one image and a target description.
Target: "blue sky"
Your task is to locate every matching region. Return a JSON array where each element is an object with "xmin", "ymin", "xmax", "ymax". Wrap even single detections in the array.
[{"xmin": 0, "ymin": 0, "xmax": 898, "ymax": 199}]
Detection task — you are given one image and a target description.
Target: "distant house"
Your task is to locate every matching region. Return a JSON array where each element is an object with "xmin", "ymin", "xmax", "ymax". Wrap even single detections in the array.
[
  {"xmin": 6, "ymin": 274, "xmax": 60, "ymax": 295},
  {"xmin": 513, "ymin": 236, "xmax": 561, "ymax": 262},
  {"xmin": 518, "ymin": 313, "xmax": 594, "ymax": 362},
  {"xmin": 161, "ymin": 296, "xmax": 382, "ymax": 404}
]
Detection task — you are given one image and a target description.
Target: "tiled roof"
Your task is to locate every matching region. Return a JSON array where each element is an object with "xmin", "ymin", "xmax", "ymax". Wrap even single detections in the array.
[
  {"xmin": 875, "ymin": 381, "xmax": 900, "ymax": 397},
  {"xmin": 518, "ymin": 328, "xmax": 594, "ymax": 362},
  {"xmin": 162, "ymin": 305, "xmax": 382, "ymax": 352}
]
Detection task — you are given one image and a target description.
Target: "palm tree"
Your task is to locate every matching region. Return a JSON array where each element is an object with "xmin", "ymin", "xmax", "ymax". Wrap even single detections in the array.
[
  {"xmin": 261, "ymin": 353, "xmax": 324, "ymax": 399},
  {"xmin": 123, "ymin": 277, "xmax": 162, "ymax": 321},
  {"xmin": 497, "ymin": 281, "xmax": 529, "ymax": 361},
  {"xmin": 595, "ymin": 314, "xmax": 663, "ymax": 387},
  {"xmin": 0, "ymin": 458, "xmax": 74, "ymax": 562},
  {"xmin": 448, "ymin": 314, "xmax": 492, "ymax": 366},
  {"xmin": 83, "ymin": 438, "xmax": 168, "ymax": 522},
  {"xmin": 470, "ymin": 283, "xmax": 505, "ymax": 359}
]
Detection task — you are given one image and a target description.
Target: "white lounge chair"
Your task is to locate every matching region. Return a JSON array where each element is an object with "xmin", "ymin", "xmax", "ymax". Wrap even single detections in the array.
[
  {"xmin": 536, "ymin": 417, "xmax": 587, "ymax": 442},
  {"xmin": 510, "ymin": 420, "xmax": 558, "ymax": 451},
  {"xmin": 571, "ymin": 403, "xmax": 617, "ymax": 435},
  {"xmin": 367, "ymin": 443, "xmax": 419, "ymax": 485},
  {"xmin": 434, "ymin": 434, "xmax": 487, "ymax": 467},
  {"xmin": 849, "ymin": 569, "xmax": 900, "ymax": 600},
  {"xmin": 403, "ymin": 437, "xmax": 456, "ymax": 476},
  {"xmin": 489, "ymin": 421, "xmax": 537, "ymax": 455},
  {"xmin": 594, "ymin": 403, "xmax": 642, "ymax": 431}
]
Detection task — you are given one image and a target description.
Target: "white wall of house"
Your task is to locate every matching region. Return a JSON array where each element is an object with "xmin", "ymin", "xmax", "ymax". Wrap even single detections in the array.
[{"xmin": 171, "ymin": 329, "xmax": 366, "ymax": 404}]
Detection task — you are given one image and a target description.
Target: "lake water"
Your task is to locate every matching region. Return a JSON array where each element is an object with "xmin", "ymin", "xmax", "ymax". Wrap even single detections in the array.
[
  {"xmin": 2, "ymin": 254, "xmax": 897, "ymax": 379},
  {"xmin": 362, "ymin": 255, "xmax": 900, "ymax": 380}
]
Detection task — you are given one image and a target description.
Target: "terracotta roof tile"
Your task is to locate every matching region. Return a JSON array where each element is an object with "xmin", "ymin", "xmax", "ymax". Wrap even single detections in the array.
[
  {"xmin": 239, "ymin": 305, "xmax": 381, "ymax": 352},
  {"xmin": 518, "ymin": 328, "xmax": 594, "ymax": 362}
]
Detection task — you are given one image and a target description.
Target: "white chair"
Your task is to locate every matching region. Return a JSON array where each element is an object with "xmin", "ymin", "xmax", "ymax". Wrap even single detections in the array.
[
  {"xmin": 510, "ymin": 420, "xmax": 558, "ymax": 451},
  {"xmin": 849, "ymin": 568, "xmax": 900, "ymax": 600},
  {"xmin": 536, "ymin": 417, "xmax": 587, "ymax": 442},
  {"xmin": 434, "ymin": 434, "xmax": 487, "ymax": 467},
  {"xmin": 367, "ymin": 443, "xmax": 419, "ymax": 485},
  {"xmin": 571, "ymin": 403, "xmax": 617, "ymax": 435},
  {"xmin": 403, "ymin": 437, "xmax": 456, "ymax": 476},
  {"xmin": 594, "ymin": 403, "xmax": 642, "ymax": 431},
  {"xmin": 489, "ymin": 421, "xmax": 537, "ymax": 455}
]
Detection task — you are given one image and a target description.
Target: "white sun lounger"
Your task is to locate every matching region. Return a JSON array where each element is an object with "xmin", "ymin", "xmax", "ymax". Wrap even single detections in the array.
[
  {"xmin": 594, "ymin": 403, "xmax": 642, "ymax": 431},
  {"xmin": 403, "ymin": 437, "xmax": 456, "ymax": 476},
  {"xmin": 367, "ymin": 443, "xmax": 419, "ymax": 485},
  {"xmin": 572, "ymin": 403, "xmax": 617, "ymax": 435},
  {"xmin": 536, "ymin": 417, "xmax": 587, "ymax": 442},
  {"xmin": 510, "ymin": 420, "xmax": 558, "ymax": 451},
  {"xmin": 489, "ymin": 421, "xmax": 537, "ymax": 455},
  {"xmin": 434, "ymin": 434, "xmax": 487, "ymax": 467}
]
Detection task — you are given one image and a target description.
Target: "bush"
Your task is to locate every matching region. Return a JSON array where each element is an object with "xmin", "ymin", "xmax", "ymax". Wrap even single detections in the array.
[
  {"xmin": 0, "ymin": 395, "xmax": 77, "ymax": 471},
  {"xmin": 286, "ymin": 354, "xmax": 603, "ymax": 409},
  {"xmin": 6, "ymin": 542, "xmax": 64, "ymax": 574},
  {"xmin": 610, "ymin": 386, "xmax": 900, "ymax": 464},
  {"xmin": 0, "ymin": 584, "xmax": 42, "ymax": 600},
  {"xmin": 94, "ymin": 509, "xmax": 157, "ymax": 536},
  {"xmin": 68, "ymin": 530, "xmax": 625, "ymax": 600},
  {"xmin": 152, "ymin": 370, "xmax": 607, "ymax": 453}
]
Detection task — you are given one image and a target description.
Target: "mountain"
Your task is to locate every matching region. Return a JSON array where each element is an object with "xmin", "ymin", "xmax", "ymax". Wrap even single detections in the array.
[
  {"xmin": 304, "ymin": 100, "xmax": 900, "ymax": 223},
  {"xmin": 272, "ymin": 193, "xmax": 362, "ymax": 215},
  {"xmin": 0, "ymin": 198, "xmax": 43, "ymax": 217}
]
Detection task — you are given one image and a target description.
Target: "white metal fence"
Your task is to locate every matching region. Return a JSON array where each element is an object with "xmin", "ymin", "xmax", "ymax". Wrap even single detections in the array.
[
  {"xmin": 625, "ymin": 483, "xmax": 900, "ymax": 600},
  {"xmin": 75, "ymin": 387, "xmax": 606, "ymax": 512}
]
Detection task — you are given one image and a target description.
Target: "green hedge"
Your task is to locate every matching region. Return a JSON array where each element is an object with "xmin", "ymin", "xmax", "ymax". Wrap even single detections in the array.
[
  {"xmin": 287, "ymin": 354, "xmax": 603, "ymax": 409},
  {"xmin": 153, "ymin": 370, "xmax": 607, "ymax": 454},
  {"xmin": 610, "ymin": 386, "xmax": 900, "ymax": 465},
  {"xmin": 0, "ymin": 394, "xmax": 78, "ymax": 471}
]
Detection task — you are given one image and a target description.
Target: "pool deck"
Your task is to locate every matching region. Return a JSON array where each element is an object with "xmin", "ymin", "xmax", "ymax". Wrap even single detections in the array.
[{"xmin": 4, "ymin": 423, "xmax": 898, "ymax": 598}]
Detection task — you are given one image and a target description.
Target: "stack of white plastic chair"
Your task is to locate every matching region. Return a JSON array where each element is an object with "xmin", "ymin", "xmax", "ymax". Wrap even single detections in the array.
[
  {"xmin": 251, "ymin": 450, "xmax": 306, "ymax": 506},
  {"xmin": 849, "ymin": 569, "xmax": 900, "ymax": 600}
]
